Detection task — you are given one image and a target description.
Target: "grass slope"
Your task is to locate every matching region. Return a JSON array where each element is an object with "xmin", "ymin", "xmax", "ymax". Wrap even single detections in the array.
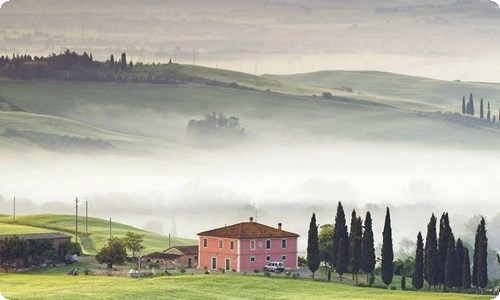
[
  {"xmin": 1, "ymin": 80, "xmax": 499, "ymax": 150},
  {"xmin": 0, "ymin": 215, "xmax": 195, "ymax": 255},
  {"xmin": 266, "ymin": 70, "xmax": 500, "ymax": 110},
  {"xmin": 0, "ymin": 222, "xmax": 55, "ymax": 235},
  {"xmin": 0, "ymin": 273, "xmax": 491, "ymax": 300}
]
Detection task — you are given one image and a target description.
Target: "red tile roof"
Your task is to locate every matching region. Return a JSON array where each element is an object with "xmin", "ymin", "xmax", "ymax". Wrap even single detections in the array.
[{"xmin": 197, "ymin": 222, "xmax": 299, "ymax": 239}]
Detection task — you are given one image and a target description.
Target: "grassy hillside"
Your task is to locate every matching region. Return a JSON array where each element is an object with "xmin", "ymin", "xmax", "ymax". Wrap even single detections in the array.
[
  {"xmin": 0, "ymin": 215, "xmax": 196, "ymax": 255},
  {"xmin": 0, "ymin": 273, "xmax": 491, "ymax": 300},
  {"xmin": 1, "ymin": 79, "xmax": 500, "ymax": 151},
  {"xmin": 266, "ymin": 71, "xmax": 500, "ymax": 110},
  {"xmin": 0, "ymin": 222, "xmax": 55, "ymax": 235}
]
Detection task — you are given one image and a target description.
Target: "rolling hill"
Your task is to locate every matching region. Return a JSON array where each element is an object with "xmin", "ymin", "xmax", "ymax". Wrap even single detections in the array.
[{"xmin": 0, "ymin": 215, "xmax": 196, "ymax": 255}]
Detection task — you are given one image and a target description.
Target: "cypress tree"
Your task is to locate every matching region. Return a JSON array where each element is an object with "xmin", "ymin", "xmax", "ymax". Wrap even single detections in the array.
[
  {"xmin": 462, "ymin": 248, "xmax": 471, "ymax": 289},
  {"xmin": 438, "ymin": 212, "xmax": 451, "ymax": 287},
  {"xmin": 469, "ymin": 93, "xmax": 475, "ymax": 116},
  {"xmin": 307, "ymin": 213, "xmax": 320, "ymax": 278},
  {"xmin": 424, "ymin": 214, "xmax": 439, "ymax": 290},
  {"xmin": 332, "ymin": 202, "xmax": 348, "ymax": 270},
  {"xmin": 109, "ymin": 54, "xmax": 115, "ymax": 67},
  {"xmin": 455, "ymin": 238, "xmax": 464, "ymax": 288},
  {"xmin": 350, "ymin": 216, "xmax": 363, "ymax": 285},
  {"xmin": 480, "ymin": 98, "xmax": 484, "ymax": 119},
  {"xmin": 444, "ymin": 233, "xmax": 457, "ymax": 290},
  {"xmin": 362, "ymin": 211, "xmax": 375, "ymax": 283},
  {"xmin": 401, "ymin": 274, "xmax": 407, "ymax": 290},
  {"xmin": 476, "ymin": 218, "xmax": 488, "ymax": 289},
  {"xmin": 349, "ymin": 209, "xmax": 357, "ymax": 280},
  {"xmin": 121, "ymin": 52, "xmax": 127, "ymax": 71},
  {"xmin": 381, "ymin": 207, "xmax": 393, "ymax": 288},
  {"xmin": 462, "ymin": 96, "xmax": 466, "ymax": 114},
  {"xmin": 487, "ymin": 102, "xmax": 491, "ymax": 121},
  {"xmin": 412, "ymin": 231, "xmax": 424, "ymax": 290},
  {"xmin": 336, "ymin": 238, "xmax": 348, "ymax": 281},
  {"xmin": 472, "ymin": 225, "xmax": 478, "ymax": 287}
]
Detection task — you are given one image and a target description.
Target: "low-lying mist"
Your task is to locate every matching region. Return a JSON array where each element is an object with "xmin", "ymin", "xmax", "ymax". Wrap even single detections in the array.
[{"xmin": 1, "ymin": 137, "xmax": 499, "ymax": 254}]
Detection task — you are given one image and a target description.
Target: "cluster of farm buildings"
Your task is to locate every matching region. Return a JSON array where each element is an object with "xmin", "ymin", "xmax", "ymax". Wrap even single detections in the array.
[{"xmin": 1, "ymin": 217, "xmax": 300, "ymax": 272}]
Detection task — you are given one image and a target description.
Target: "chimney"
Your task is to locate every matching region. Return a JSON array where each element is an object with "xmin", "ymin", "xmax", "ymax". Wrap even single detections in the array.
[
  {"xmin": 278, "ymin": 223, "xmax": 282, "ymax": 230},
  {"xmin": 249, "ymin": 217, "xmax": 254, "ymax": 223}
]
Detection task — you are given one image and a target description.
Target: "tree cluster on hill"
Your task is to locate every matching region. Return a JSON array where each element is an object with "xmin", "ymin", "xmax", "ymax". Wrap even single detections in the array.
[
  {"xmin": 461, "ymin": 94, "xmax": 498, "ymax": 123},
  {"xmin": 307, "ymin": 205, "xmax": 491, "ymax": 293},
  {"xmin": 186, "ymin": 112, "xmax": 246, "ymax": 147}
]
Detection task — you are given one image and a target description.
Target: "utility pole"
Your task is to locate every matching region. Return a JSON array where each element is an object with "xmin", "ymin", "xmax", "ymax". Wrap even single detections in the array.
[
  {"xmin": 109, "ymin": 218, "xmax": 112, "ymax": 239},
  {"xmin": 75, "ymin": 197, "xmax": 79, "ymax": 245},
  {"xmin": 85, "ymin": 201, "xmax": 88, "ymax": 234},
  {"xmin": 168, "ymin": 233, "xmax": 171, "ymax": 248},
  {"xmin": 13, "ymin": 196, "xmax": 15, "ymax": 223}
]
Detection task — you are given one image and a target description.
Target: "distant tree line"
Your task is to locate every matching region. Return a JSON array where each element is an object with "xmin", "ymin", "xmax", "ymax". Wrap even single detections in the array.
[
  {"xmin": 186, "ymin": 112, "xmax": 246, "ymax": 147},
  {"xmin": 461, "ymin": 93, "xmax": 498, "ymax": 123},
  {"xmin": 0, "ymin": 50, "xmax": 181, "ymax": 84},
  {"xmin": 306, "ymin": 203, "xmax": 491, "ymax": 293}
]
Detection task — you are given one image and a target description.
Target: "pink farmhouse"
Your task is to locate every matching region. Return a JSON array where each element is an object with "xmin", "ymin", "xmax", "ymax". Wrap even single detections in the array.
[{"xmin": 197, "ymin": 217, "xmax": 299, "ymax": 272}]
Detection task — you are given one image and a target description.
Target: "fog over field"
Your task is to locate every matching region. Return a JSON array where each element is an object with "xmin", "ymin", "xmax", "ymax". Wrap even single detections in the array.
[{"xmin": 0, "ymin": 0, "xmax": 499, "ymax": 263}]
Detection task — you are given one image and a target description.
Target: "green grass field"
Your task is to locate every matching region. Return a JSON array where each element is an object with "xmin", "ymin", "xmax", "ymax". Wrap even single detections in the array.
[
  {"xmin": 0, "ymin": 223, "xmax": 55, "ymax": 235},
  {"xmin": 0, "ymin": 273, "xmax": 492, "ymax": 300},
  {"xmin": 0, "ymin": 215, "xmax": 196, "ymax": 255}
]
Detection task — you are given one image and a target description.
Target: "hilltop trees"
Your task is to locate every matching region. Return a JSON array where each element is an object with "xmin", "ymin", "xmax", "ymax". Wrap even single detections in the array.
[
  {"xmin": 349, "ymin": 214, "xmax": 363, "ymax": 284},
  {"xmin": 438, "ymin": 212, "xmax": 451, "ymax": 287},
  {"xmin": 307, "ymin": 213, "xmax": 320, "ymax": 278},
  {"xmin": 362, "ymin": 211, "xmax": 376, "ymax": 283},
  {"xmin": 444, "ymin": 233, "xmax": 457, "ymax": 291},
  {"xmin": 187, "ymin": 112, "xmax": 246, "ymax": 146},
  {"xmin": 487, "ymin": 102, "xmax": 491, "ymax": 121},
  {"xmin": 479, "ymin": 98, "xmax": 484, "ymax": 119},
  {"xmin": 455, "ymin": 238, "xmax": 465, "ymax": 287},
  {"xmin": 462, "ymin": 96, "xmax": 466, "ymax": 114},
  {"xmin": 413, "ymin": 232, "xmax": 424, "ymax": 290},
  {"xmin": 462, "ymin": 247, "xmax": 471, "ymax": 289}
]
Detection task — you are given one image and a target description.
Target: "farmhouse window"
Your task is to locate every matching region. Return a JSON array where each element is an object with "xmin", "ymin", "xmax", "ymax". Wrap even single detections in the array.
[
  {"xmin": 219, "ymin": 240, "xmax": 223, "ymax": 249},
  {"xmin": 250, "ymin": 240, "xmax": 255, "ymax": 250},
  {"xmin": 281, "ymin": 239, "xmax": 287, "ymax": 249},
  {"xmin": 266, "ymin": 256, "xmax": 271, "ymax": 261},
  {"xmin": 266, "ymin": 239, "xmax": 271, "ymax": 249},
  {"xmin": 250, "ymin": 256, "xmax": 255, "ymax": 262},
  {"xmin": 230, "ymin": 241, "xmax": 234, "ymax": 250},
  {"xmin": 281, "ymin": 255, "xmax": 287, "ymax": 261},
  {"xmin": 203, "ymin": 239, "xmax": 208, "ymax": 248}
]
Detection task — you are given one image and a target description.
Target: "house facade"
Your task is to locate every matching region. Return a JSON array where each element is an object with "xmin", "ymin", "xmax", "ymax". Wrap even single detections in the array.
[
  {"xmin": 143, "ymin": 245, "xmax": 198, "ymax": 269},
  {"xmin": 197, "ymin": 217, "xmax": 299, "ymax": 272}
]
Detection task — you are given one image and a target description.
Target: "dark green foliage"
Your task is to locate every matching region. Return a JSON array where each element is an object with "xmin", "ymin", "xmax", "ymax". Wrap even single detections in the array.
[
  {"xmin": 318, "ymin": 224, "xmax": 334, "ymax": 267},
  {"xmin": 109, "ymin": 54, "xmax": 114, "ymax": 67},
  {"xmin": 96, "ymin": 237, "xmax": 127, "ymax": 269},
  {"xmin": 462, "ymin": 248, "xmax": 471, "ymax": 289},
  {"xmin": 394, "ymin": 257, "xmax": 414, "ymax": 276},
  {"xmin": 455, "ymin": 238, "xmax": 464, "ymax": 287},
  {"xmin": 479, "ymin": 98, "xmax": 484, "ymax": 119},
  {"xmin": 381, "ymin": 207, "xmax": 393, "ymax": 288},
  {"xmin": 362, "ymin": 211, "xmax": 376, "ymax": 281},
  {"xmin": 413, "ymin": 232, "xmax": 424, "ymax": 290},
  {"xmin": 298, "ymin": 256, "xmax": 307, "ymax": 267},
  {"xmin": 349, "ymin": 209, "xmax": 357, "ymax": 279},
  {"xmin": 327, "ymin": 268, "xmax": 332, "ymax": 282},
  {"xmin": 61, "ymin": 241, "xmax": 82, "ymax": 256},
  {"xmin": 401, "ymin": 274, "xmax": 406, "ymax": 290},
  {"xmin": 469, "ymin": 93, "xmax": 475, "ymax": 116},
  {"xmin": 187, "ymin": 112, "xmax": 246, "ymax": 146},
  {"xmin": 349, "ymin": 216, "xmax": 363, "ymax": 284},
  {"xmin": 474, "ymin": 218, "xmax": 488, "ymax": 289},
  {"xmin": 424, "ymin": 214, "xmax": 439, "ymax": 288},
  {"xmin": 444, "ymin": 233, "xmax": 457, "ymax": 289},
  {"xmin": 307, "ymin": 213, "xmax": 320, "ymax": 278},
  {"xmin": 336, "ymin": 238, "xmax": 348, "ymax": 281},
  {"xmin": 0, "ymin": 236, "xmax": 28, "ymax": 269},
  {"xmin": 121, "ymin": 52, "xmax": 127, "ymax": 71},
  {"xmin": 438, "ymin": 212, "xmax": 451, "ymax": 286},
  {"xmin": 487, "ymin": 102, "xmax": 491, "ymax": 121},
  {"xmin": 462, "ymin": 96, "xmax": 466, "ymax": 114},
  {"xmin": 123, "ymin": 231, "xmax": 145, "ymax": 259},
  {"xmin": 332, "ymin": 201, "xmax": 348, "ymax": 270}
]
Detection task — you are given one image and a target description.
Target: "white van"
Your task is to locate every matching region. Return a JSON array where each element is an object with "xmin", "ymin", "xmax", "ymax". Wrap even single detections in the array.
[{"xmin": 264, "ymin": 261, "xmax": 285, "ymax": 272}]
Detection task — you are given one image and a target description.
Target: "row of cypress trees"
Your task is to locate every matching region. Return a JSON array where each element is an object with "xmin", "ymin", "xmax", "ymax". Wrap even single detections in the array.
[
  {"xmin": 413, "ymin": 213, "xmax": 488, "ymax": 291},
  {"xmin": 307, "ymin": 202, "xmax": 379, "ymax": 285},
  {"xmin": 461, "ymin": 94, "xmax": 499, "ymax": 123},
  {"xmin": 307, "ymin": 205, "xmax": 489, "ymax": 293}
]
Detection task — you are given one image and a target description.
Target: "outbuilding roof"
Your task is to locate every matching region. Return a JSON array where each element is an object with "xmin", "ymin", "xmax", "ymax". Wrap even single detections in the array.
[
  {"xmin": 163, "ymin": 245, "xmax": 198, "ymax": 256},
  {"xmin": 197, "ymin": 220, "xmax": 299, "ymax": 239}
]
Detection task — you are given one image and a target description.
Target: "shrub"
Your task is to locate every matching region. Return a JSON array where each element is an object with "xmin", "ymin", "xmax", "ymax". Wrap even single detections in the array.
[
  {"xmin": 83, "ymin": 268, "xmax": 91, "ymax": 276},
  {"xmin": 179, "ymin": 268, "xmax": 186, "ymax": 274},
  {"xmin": 390, "ymin": 286, "xmax": 397, "ymax": 290},
  {"xmin": 264, "ymin": 272, "xmax": 271, "ymax": 277},
  {"xmin": 369, "ymin": 273, "xmax": 375, "ymax": 286},
  {"xmin": 204, "ymin": 270, "xmax": 209, "ymax": 275},
  {"xmin": 253, "ymin": 269, "xmax": 260, "ymax": 274},
  {"xmin": 285, "ymin": 272, "xmax": 292, "ymax": 277},
  {"xmin": 222, "ymin": 269, "xmax": 225, "ymax": 273},
  {"xmin": 164, "ymin": 270, "xmax": 172, "ymax": 276}
]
